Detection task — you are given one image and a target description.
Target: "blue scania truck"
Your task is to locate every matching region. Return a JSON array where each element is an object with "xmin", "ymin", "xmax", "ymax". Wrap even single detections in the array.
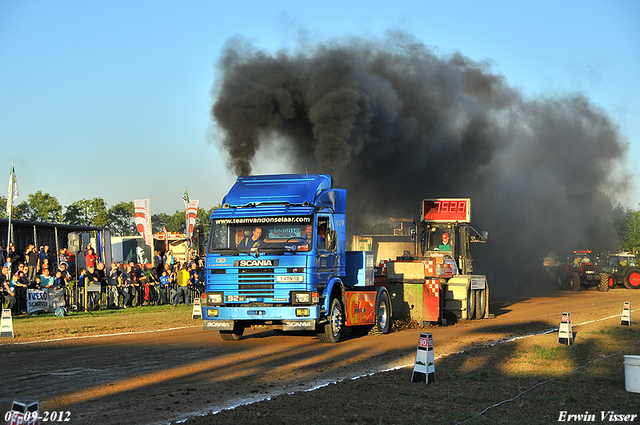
[{"xmin": 202, "ymin": 174, "xmax": 391, "ymax": 343}]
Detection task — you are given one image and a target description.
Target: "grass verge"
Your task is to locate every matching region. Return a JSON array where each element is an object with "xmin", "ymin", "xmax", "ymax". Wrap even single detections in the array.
[{"xmin": 3, "ymin": 304, "xmax": 198, "ymax": 342}]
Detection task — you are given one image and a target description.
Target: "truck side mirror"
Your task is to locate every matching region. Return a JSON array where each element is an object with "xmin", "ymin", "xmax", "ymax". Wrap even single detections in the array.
[
  {"xmin": 482, "ymin": 231, "xmax": 488, "ymax": 241},
  {"xmin": 326, "ymin": 230, "xmax": 337, "ymax": 252}
]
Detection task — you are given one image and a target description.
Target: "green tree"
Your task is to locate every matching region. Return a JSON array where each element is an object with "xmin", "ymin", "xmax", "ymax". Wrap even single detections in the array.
[
  {"xmin": 107, "ymin": 201, "xmax": 136, "ymax": 236},
  {"xmin": 151, "ymin": 211, "xmax": 185, "ymax": 233},
  {"xmin": 10, "ymin": 200, "xmax": 31, "ymax": 221},
  {"xmin": 3, "ymin": 191, "xmax": 62, "ymax": 223},
  {"xmin": 27, "ymin": 191, "xmax": 63, "ymax": 223},
  {"xmin": 64, "ymin": 198, "xmax": 108, "ymax": 227},
  {"xmin": 622, "ymin": 210, "xmax": 640, "ymax": 257}
]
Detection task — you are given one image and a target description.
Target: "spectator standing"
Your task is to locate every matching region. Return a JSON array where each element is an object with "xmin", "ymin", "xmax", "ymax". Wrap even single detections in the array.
[
  {"xmin": 85, "ymin": 265, "xmax": 100, "ymax": 310},
  {"xmin": 4, "ymin": 273, "xmax": 19, "ymax": 313},
  {"xmin": 58, "ymin": 248, "xmax": 68, "ymax": 267},
  {"xmin": 173, "ymin": 263, "xmax": 190, "ymax": 307},
  {"xmin": 6, "ymin": 244, "xmax": 19, "ymax": 274},
  {"xmin": 153, "ymin": 250, "xmax": 163, "ymax": 277},
  {"xmin": 95, "ymin": 262, "xmax": 108, "ymax": 308},
  {"xmin": 189, "ymin": 263, "xmax": 205, "ymax": 296},
  {"xmin": 164, "ymin": 250, "xmax": 174, "ymax": 272},
  {"xmin": 0, "ymin": 265, "xmax": 10, "ymax": 285},
  {"xmin": 11, "ymin": 266, "xmax": 28, "ymax": 314},
  {"xmin": 107, "ymin": 262, "xmax": 121, "ymax": 308},
  {"xmin": 38, "ymin": 245, "xmax": 46, "ymax": 265},
  {"xmin": 120, "ymin": 263, "xmax": 134, "ymax": 308},
  {"xmin": 4, "ymin": 256, "xmax": 13, "ymax": 275},
  {"xmin": 25, "ymin": 244, "xmax": 39, "ymax": 284},
  {"xmin": 44, "ymin": 246, "xmax": 56, "ymax": 270},
  {"xmin": 0, "ymin": 243, "xmax": 6, "ymax": 268},
  {"xmin": 158, "ymin": 270, "xmax": 171, "ymax": 305},
  {"xmin": 85, "ymin": 248, "xmax": 98, "ymax": 269},
  {"xmin": 77, "ymin": 268, "xmax": 87, "ymax": 309},
  {"xmin": 141, "ymin": 264, "xmax": 158, "ymax": 306},
  {"xmin": 66, "ymin": 249, "xmax": 76, "ymax": 276}
]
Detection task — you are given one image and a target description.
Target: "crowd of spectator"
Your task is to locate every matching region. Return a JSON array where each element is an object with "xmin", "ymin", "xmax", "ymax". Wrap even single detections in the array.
[{"xmin": 0, "ymin": 241, "xmax": 205, "ymax": 315}]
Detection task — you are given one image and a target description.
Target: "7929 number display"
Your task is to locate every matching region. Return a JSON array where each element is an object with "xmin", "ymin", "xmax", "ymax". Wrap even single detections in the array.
[{"xmin": 422, "ymin": 199, "xmax": 471, "ymax": 222}]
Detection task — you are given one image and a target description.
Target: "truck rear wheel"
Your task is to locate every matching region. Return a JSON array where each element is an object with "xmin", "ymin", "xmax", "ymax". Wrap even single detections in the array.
[
  {"xmin": 623, "ymin": 268, "xmax": 640, "ymax": 289},
  {"xmin": 598, "ymin": 273, "xmax": 610, "ymax": 292},
  {"xmin": 369, "ymin": 291, "xmax": 391, "ymax": 335},
  {"xmin": 570, "ymin": 272, "xmax": 581, "ymax": 291},
  {"xmin": 219, "ymin": 322, "xmax": 244, "ymax": 341},
  {"xmin": 475, "ymin": 289, "xmax": 487, "ymax": 319},
  {"xmin": 318, "ymin": 298, "xmax": 343, "ymax": 343},
  {"xmin": 467, "ymin": 287, "xmax": 476, "ymax": 320}
]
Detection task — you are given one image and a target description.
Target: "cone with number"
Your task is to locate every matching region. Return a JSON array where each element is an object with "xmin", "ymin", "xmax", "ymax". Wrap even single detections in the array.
[
  {"xmin": 558, "ymin": 312, "xmax": 573, "ymax": 345},
  {"xmin": 192, "ymin": 297, "xmax": 202, "ymax": 319},
  {"xmin": 1, "ymin": 309, "xmax": 15, "ymax": 338},
  {"xmin": 621, "ymin": 302, "xmax": 631, "ymax": 326},
  {"xmin": 412, "ymin": 332, "xmax": 435, "ymax": 383}
]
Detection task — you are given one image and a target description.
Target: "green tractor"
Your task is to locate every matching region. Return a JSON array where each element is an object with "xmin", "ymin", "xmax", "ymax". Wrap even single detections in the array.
[{"xmin": 597, "ymin": 252, "xmax": 640, "ymax": 290}]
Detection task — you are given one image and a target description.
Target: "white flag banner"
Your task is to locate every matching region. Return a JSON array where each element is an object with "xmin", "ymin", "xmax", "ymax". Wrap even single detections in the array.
[
  {"xmin": 134, "ymin": 199, "xmax": 153, "ymax": 247},
  {"xmin": 186, "ymin": 200, "xmax": 199, "ymax": 240},
  {"xmin": 6, "ymin": 163, "xmax": 18, "ymax": 216}
]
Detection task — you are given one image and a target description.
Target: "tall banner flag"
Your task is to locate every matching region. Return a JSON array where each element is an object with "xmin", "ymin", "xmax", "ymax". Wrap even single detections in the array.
[
  {"xmin": 134, "ymin": 199, "xmax": 153, "ymax": 248},
  {"xmin": 6, "ymin": 162, "xmax": 19, "ymax": 216},
  {"xmin": 182, "ymin": 187, "xmax": 189, "ymax": 207},
  {"xmin": 186, "ymin": 200, "xmax": 199, "ymax": 241}
]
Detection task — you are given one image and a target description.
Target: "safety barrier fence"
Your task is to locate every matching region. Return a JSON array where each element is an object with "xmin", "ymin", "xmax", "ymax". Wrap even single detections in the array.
[{"xmin": 2, "ymin": 284, "xmax": 203, "ymax": 315}]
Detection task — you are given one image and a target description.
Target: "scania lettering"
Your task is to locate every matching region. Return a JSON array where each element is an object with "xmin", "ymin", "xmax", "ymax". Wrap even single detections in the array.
[{"xmin": 203, "ymin": 174, "xmax": 391, "ymax": 343}]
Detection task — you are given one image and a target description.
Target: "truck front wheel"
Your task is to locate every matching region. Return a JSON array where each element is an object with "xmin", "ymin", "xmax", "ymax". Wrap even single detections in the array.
[
  {"xmin": 219, "ymin": 322, "xmax": 245, "ymax": 341},
  {"xmin": 318, "ymin": 298, "xmax": 343, "ymax": 343}
]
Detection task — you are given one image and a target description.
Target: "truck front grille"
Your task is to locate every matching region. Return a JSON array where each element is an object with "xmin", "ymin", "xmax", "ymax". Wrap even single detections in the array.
[{"xmin": 238, "ymin": 268, "xmax": 274, "ymax": 284}]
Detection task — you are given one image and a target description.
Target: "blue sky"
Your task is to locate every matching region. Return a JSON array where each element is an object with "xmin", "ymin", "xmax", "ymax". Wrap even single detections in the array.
[{"xmin": 1, "ymin": 0, "xmax": 638, "ymax": 214}]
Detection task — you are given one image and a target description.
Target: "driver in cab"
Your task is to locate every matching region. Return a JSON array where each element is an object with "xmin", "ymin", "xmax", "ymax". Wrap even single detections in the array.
[
  {"xmin": 239, "ymin": 227, "xmax": 263, "ymax": 248},
  {"xmin": 300, "ymin": 224, "xmax": 314, "ymax": 246}
]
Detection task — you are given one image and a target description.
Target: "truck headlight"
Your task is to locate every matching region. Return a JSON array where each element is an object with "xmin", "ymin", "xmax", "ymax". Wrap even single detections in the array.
[
  {"xmin": 291, "ymin": 291, "xmax": 318, "ymax": 305},
  {"xmin": 295, "ymin": 292, "xmax": 311, "ymax": 303},
  {"xmin": 207, "ymin": 292, "xmax": 224, "ymax": 305}
]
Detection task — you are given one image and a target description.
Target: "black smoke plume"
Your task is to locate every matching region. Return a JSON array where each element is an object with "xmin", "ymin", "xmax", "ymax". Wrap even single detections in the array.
[{"xmin": 210, "ymin": 33, "xmax": 628, "ymax": 294}]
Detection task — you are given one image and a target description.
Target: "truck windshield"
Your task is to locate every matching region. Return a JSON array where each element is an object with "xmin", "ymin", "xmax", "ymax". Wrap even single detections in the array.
[
  {"xmin": 425, "ymin": 225, "xmax": 453, "ymax": 253},
  {"xmin": 208, "ymin": 219, "xmax": 315, "ymax": 253}
]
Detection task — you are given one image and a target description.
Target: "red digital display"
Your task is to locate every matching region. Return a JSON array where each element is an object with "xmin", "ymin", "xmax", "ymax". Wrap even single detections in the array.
[{"xmin": 422, "ymin": 199, "xmax": 470, "ymax": 222}]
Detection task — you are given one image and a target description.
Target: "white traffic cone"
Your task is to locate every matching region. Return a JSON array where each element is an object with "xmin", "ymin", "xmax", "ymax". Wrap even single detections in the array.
[
  {"xmin": 412, "ymin": 332, "xmax": 435, "ymax": 383},
  {"xmin": 192, "ymin": 297, "xmax": 202, "ymax": 319},
  {"xmin": 621, "ymin": 302, "xmax": 632, "ymax": 326},
  {"xmin": 558, "ymin": 312, "xmax": 573, "ymax": 345},
  {"xmin": 1, "ymin": 309, "xmax": 15, "ymax": 338}
]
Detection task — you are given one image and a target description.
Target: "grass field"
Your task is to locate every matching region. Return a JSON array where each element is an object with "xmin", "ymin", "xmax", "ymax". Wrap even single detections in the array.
[{"xmin": 3, "ymin": 304, "xmax": 198, "ymax": 342}]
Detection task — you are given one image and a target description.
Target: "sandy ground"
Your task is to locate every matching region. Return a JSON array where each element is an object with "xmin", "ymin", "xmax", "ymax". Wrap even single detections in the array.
[{"xmin": 1, "ymin": 289, "xmax": 638, "ymax": 424}]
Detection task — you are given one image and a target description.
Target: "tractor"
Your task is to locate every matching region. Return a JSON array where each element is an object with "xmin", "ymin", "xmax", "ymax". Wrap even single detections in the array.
[
  {"xmin": 597, "ymin": 252, "xmax": 640, "ymax": 290},
  {"xmin": 566, "ymin": 250, "xmax": 608, "ymax": 292}
]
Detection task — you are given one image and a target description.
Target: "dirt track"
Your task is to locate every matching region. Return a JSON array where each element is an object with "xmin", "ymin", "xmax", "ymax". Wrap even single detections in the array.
[{"xmin": 1, "ymin": 289, "xmax": 638, "ymax": 424}]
